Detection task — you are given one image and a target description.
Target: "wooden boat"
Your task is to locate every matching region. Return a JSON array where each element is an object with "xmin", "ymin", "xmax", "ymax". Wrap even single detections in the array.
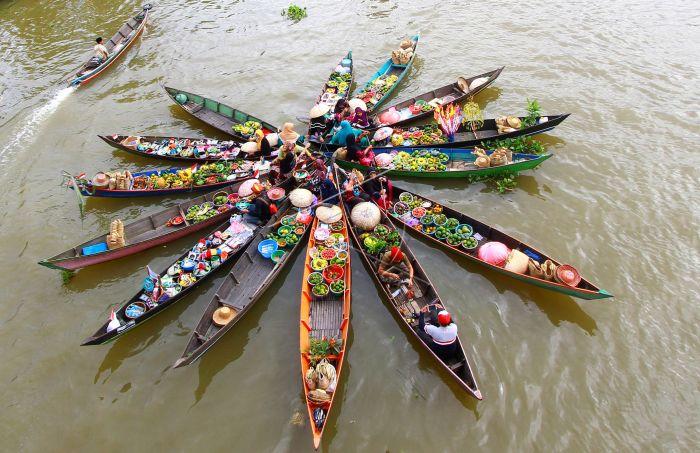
[
  {"xmin": 312, "ymin": 114, "xmax": 569, "ymax": 152},
  {"xmin": 385, "ymin": 185, "xmax": 613, "ymax": 300},
  {"xmin": 307, "ymin": 51, "xmax": 354, "ymax": 138},
  {"xmin": 355, "ymin": 35, "xmax": 419, "ymax": 112},
  {"xmin": 39, "ymin": 177, "xmax": 292, "ymax": 271},
  {"xmin": 300, "ymin": 193, "xmax": 351, "ymax": 449},
  {"xmin": 371, "ymin": 67, "xmax": 504, "ymax": 128},
  {"xmin": 336, "ymin": 147, "xmax": 552, "ymax": 180},
  {"xmin": 173, "ymin": 203, "xmax": 312, "ymax": 367},
  {"xmin": 335, "ymin": 166, "xmax": 482, "ymax": 399},
  {"xmin": 69, "ymin": 5, "xmax": 151, "ymax": 87},
  {"xmin": 81, "ymin": 210, "xmax": 273, "ymax": 346},
  {"xmin": 71, "ymin": 164, "xmax": 256, "ymax": 198},
  {"xmin": 164, "ymin": 86, "xmax": 279, "ymax": 141},
  {"xmin": 98, "ymin": 134, "xmax": 274, "ymax": 163}
]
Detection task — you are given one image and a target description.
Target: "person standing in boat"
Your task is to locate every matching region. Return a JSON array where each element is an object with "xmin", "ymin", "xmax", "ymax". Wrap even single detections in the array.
[
  {"xmin": 378, "ymin": 246, "xmax": 414, "ymax": 288},
  {"xmin": 417, "ymin": 306, "xmax": 458, "ymax": 359},
  {"xmin": 94, "ymin": 37, "xmax": 109, "ymax": 62}
]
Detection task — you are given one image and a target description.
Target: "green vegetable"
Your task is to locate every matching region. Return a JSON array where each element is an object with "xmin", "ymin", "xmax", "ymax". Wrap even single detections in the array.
[
  {"xmin": 312, "ymin": 283, "xmax": 329, "ymax": 296},
  {"xmin": 330, "ymin": 280, "xmax": 345, "ymax": 293},
  {"xmin": 462, "ymin": 237, "xmax": 478, "ymax": 249},
  {"xmin": 308, "ymin": 273, "xmax": 323, "ymax": 286},
  {"xmin": 281, "ymin": 3, "xmax": 307, "ymax": 21}
]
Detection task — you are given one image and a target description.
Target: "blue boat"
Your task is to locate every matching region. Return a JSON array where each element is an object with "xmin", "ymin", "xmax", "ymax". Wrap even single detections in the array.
[{"xmin": 355, "ymin": 35, "xmax": 420, "ymax": 112}]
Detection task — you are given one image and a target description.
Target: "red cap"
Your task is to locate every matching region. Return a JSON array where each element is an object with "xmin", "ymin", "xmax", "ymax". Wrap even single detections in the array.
[
  {"xmin": 437, "ymin": 310, "xmax": 451, "ymax": 326},
  {"xmin": 389, "ymin": 246, "xmax": 404, "ymax": 263}
]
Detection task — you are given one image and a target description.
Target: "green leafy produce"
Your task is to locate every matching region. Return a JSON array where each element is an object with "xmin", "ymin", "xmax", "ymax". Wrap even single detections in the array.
[
  {"xmin": 330, "ymin": 280, "xmax": 345, "ymax": 293},
  {"xmin": 385, "ymin": 231, "xmax": 401, "ymax": 247},
  {"xmin": 522, "ymin": 98, "xmax": 541, "ymax": 128},
  {"xmin": 374, "ymin": 224, "xmax": 390, "ymax": 237},
  {"xmin": 308, "ymin": 273, "xmax": 323, "ymax": 285},
  {"xmin": 363, "ymin": 235, "xmax": 387, "ymax": 254},
  {"xmin": 312, "ymin": 283, "xmax": 329, "ymax": 296},
  {"xmin": 282, "ymin": 4, "xmax": 307, "ymax": 22}
]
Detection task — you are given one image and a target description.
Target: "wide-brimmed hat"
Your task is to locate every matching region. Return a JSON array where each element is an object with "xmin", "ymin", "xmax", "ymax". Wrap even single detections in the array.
[
  {"xmin": 241, "ymin": 141, "xmax": 258, "ymax": 153},
  {"xmin": 348, "ymin": 98, "xmax": 367, "ymax": 112},
  {"xmin": 316, "ymin": 205, "xmax": 343, "ymax": 223},
  {"xmin": 373, "ymin": 127, "xmax": 393, "ymax": 142},
  {"xmin": 238, "ymin": 178, "xmax": 261, "ymax": 197},
  {"xmin": 555, "ymin": 264, "xmax": 582, "ymax": 287},
  {"xmin": 212, "ymin": 306, "xmax": 236, "ymax": 326},
  {"xmin": 310, "ymin": 103, "xmax": 330, "ymax": 118},
  {"xmin": 265, "ymin": 133, "xmax": 279, "ymax": 147},
  {"xmin": 92, "ymin": 172, "xmax": 110, "ymax": 187},
  {"xmin": 279, "ymin": 122, "xmax": 300, "ymax": 144},
  {"xmin": 289, "ymin": 188, "xmax": 314, "ymax": 208},
  {"xmin": 457, "ymin": 76, "xmax": 470, "ymax": 93}
]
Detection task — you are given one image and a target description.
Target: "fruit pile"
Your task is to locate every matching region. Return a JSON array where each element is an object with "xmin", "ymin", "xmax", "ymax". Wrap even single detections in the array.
[
  {"xmin": 357, "ymin": 74, "xmax": 399, "ymax": 104},
  {"xmin": 389, "ymin": 124, "xmax": 446, "ymax": 147},
  {"xmin": 326, "ymin": 72, "xmax": 352, "ymax": 96},
  {"xmin": 389, "ymin": 149, "xmax": 449, "ymax": 172},
  {"xmin": 232, "ymin": 120, "xmax": 263, "ymax": 138}
]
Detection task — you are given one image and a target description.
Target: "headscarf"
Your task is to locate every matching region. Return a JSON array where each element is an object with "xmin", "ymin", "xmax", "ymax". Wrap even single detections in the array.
[
  {"xmin": 279, "ymin": 122, "xmax": 300, "ymax": 144},
  {"xmin": 389, "ymin": 246, "xmax": 404, "ymax": 263},
  {"xmin": 254, "ymin": 129, "xmax": 264, "ymax": 150},
  {"xmin": 351, "ymin": 107, "xmax": 369, "ymax": 128},
  {"xmin": 330, "ymin": 120, "xmax": 358, "ymax": 145}
]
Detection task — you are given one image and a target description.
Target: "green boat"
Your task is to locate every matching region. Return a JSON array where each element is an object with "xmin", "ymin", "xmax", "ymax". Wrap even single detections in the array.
[
  {"xmin": 354, "ymin": 35, "xmax": 419, "ymax": 112},
  {"xmin": 378, "ymin": 185, "xmax": 612, "ymax": 300},
  {"xmin": 335, "ymin": 147, "xmax": 552, "ymax": 179}
]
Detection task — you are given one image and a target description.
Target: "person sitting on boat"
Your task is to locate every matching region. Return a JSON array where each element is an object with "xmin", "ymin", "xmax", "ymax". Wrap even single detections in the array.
[
  {"xmin": 312, "ymin": 158, "xmax": 327, "ymax": 181},
  {"xmin": 356, "ymin": 144, "xmax": 375, "ymax": 167},
  {"xmin": 319, "ymin": 178, "xmax": 340, "ymax": 205},
  {"xmin": 309, "ymin": 104, "xmax": 332, "ymax": 141},
  {"xmin": 417, "ymin": 305, "xmax": 458, "ymax": 359},
  {"xmin": 94, "ymin": 37, "xmax": 109, "ymax": 62},
  {"xmin": 365, "ymin": 169, "xmax": 393, "ymax": 210},
  {"xmin": 279, "ymin": 122, "xmax": 304, "ymax": 146},
  {"xmin": 349, "ymin": 107, "xmax": 370, "ymax": 128},
  {"xmin": 241, "ymin": 183, "xmax": 274, "ymax": 225},
  {"xmin": 333, "ymin": 99, "xmax": 351, "ymax": 123},
  {"xmin": 378, "ymin": 246, "xmax": 414, "ymax": 288},
  {"xmin": 330, "ymin": 120, "xmax": 369, "ymax": 148}
]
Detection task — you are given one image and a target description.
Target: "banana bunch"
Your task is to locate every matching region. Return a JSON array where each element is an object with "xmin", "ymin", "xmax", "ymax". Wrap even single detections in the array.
[{"xmin": 107, "ymin": 219, "xmax": 125, "ymax": 250}]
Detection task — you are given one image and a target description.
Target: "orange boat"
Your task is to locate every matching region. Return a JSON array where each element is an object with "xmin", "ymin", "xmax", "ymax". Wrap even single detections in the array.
[{"xmin": 299, "ymin": 202, "xmax": 351, "ymax": 449}]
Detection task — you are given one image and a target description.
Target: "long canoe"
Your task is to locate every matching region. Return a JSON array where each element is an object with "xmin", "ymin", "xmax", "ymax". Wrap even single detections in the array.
[
  {"xmin": 371, "ymin": 67, "xmax": 504, "ymax": 127},
  {"xmin": 336, "ymin": 148, "xmax": 552, "ymax": 180},
  {"xmin": 355, "ymin": 35, "xmax": 419, "ymax": 112},
  {"xmin": 69, "ymin": 5, "xmax": 151, "ymax": 87},
  {"xmin": 384, "ymin": 185, "xmax": 612, "ymax": 300},
  {"xmin": 98, "ymin": 134, "xmax": 274, "ymax": 163},
  {"xmin": 71, "ymin": 164, "xmax": 256, "ymax": 198},
  {"xmin": 39, "ymin": 177, "xmax": 291, "ymax": 271},
  {"xmin": 313, "ymin": 114, "xmax": 569, "ymax": 152},
  {"xmin": 300, "ymin": 197, "xmax": 351, "ymax": 449},
  {"xmin": 336, "ymin": 166, "xmax": 482, "ymax": 399},
  {"xmin": 173, "ymin": 202, "xmax": 312, "ymax": 367},
  {"xmin": 307, "ymin": 51, "xmax": 354, "ymax": 138},
  {"xmin": 82, "ymin": 213, "xmax": 269, "ymax": 346},
  {"xmin": 164, "ymin": 85, "xmax": 279, "ymax": 141}
]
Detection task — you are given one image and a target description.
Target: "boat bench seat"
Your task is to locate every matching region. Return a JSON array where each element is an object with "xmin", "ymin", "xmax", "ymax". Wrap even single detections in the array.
[{"xmin": 310, "ymin": 298, "xmax": 343, "ymax": 339}]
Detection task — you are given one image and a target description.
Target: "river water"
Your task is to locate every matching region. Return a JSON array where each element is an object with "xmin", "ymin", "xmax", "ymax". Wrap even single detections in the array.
[{"xmin": 1, "ymin": 0, "xmax": 698, "ymax": 451}]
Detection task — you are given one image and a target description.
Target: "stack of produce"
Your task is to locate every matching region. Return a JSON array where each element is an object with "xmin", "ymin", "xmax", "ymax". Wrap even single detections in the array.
[
  {"xmin": 390, "ymin": 38, "xmax": 415, "ymax": 65},
  {"xmin": 266, "ymin": 214, "xmax": 307, "ymax": 248},
  {"xmin": 106, "ymin": 219, "xmax": 125, "ymax": 250},
  {"xmin": 325, "ymin": 71, "xmax": 352, "ymax": 97},
  {"xmin": 131, "ymin": 137, "xmax": 242, "ymax": 159},
  {"xmin": 387, "ymin": 149, "xmax": 449, "ymax": 172},
  {"xmin": 232, "ymin": 120, "xmax": 263, "ymax": 139},
  {"xmin": 388, "ymin": 124, "xmax": 447, "ymax": 147},
  {"xmin": 308, "ymin": 220, "xmax": 348, "ymax": 298},
  {"xmin": 357, "ymin": 74, "xmax": 399, "ymax": 105},
  {"xmin": 358, "ymin": 223, "xmax": 401, "ymax": 255}
]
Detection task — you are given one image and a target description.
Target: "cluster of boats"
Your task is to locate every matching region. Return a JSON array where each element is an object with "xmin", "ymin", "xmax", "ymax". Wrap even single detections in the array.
[{"xmin": 50, "ymin": 5, "xmax": 612, "ymax": 449}]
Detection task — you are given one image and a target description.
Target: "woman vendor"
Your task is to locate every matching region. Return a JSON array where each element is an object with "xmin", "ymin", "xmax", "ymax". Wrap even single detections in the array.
[
  {"xmin": 309, "ymin": 104, "xmax": 332, "ymax": 140},
  {"xmin": 241, "ymin": 183, "xmax": 275, "ymax": 225},
  {"xmin": 378, "ymin": 246, "xmax": 414, "ymax": 288},
  {"xmin": 279, "ymin": 122, "xmax": 304, "ymax": 145},
  {"xmin": 330, "ymin": 120, "xmax": 368, "ymax": 147},
  {"xmin": 364, "ymin": 169, "xmax": 393, "ymax": 210}
]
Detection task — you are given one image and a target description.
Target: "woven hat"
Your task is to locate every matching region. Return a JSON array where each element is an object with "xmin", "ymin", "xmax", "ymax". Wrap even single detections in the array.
[
  {"xmin": 373, "ymin": 127, "xmax": 393, "ymax": 142},
  {"xmin": 279, "ymin": 122, "xmax": 300, "ymax": 144},
  {"xmin": 350, "ymin": 202, "xmax": 381, "ymax": 230},
  {"xmin": 238, "ymin": 178, "xmax": 260, "ymax": 197},
  {"xmin": 348, "ymin": 98, "xmax": 367, "ymax": 112},
  {"xmin": 555, "ymin": 264, "xmax": 582, "ymax": 287},
  {"xmin": 265, "ymin": 133, "xmax": 279, "ymax": 147},
  {"xmin": 212, "ymin": 306, "xmax": 236, "ymax": 326},
  {"xmin": 316, "ymin": 205, "xmax": 343, "ymax": 223},
  {"xmin": 310, "ymin": 103, "xmax": 330, "ymax": 118},
  {"xmin": 457, "ymin": 77, "xmax": 470, "ymax": 93},
  {"xmin": 289, "ymin": 188, "xmax": 314, "ymax": 208},
  {"xmin": 92, "ymin": 172, "xmax": 110, "ymax": 187}
]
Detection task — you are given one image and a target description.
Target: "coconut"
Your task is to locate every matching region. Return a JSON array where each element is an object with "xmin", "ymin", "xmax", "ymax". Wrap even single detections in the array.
[
  {"xmin": 289, "ymin": 188, "xmax": 314, "ymax": 208},
  {"xmin": 350, "ymin": 202, "xmax": 381, "ymax": 231},
  {"xmin": 316, "ymin": 205, "xmax": 343, "ymax": 223}
]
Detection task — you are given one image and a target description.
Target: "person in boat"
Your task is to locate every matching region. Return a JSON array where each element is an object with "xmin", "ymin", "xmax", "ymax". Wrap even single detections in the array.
[
  {"xmin": 417, "ymin": 305, "xmax": 458, "ymax": 359},
  {"xmin": 94, "ymin": 37, "xmax": 109, "ymax": 62},
  {"xmin": 241, "ymin": 183, "xmax": 275, "ymax": 225},
  {"xmin": 319, "ymin": 178, "xmax": 340, "ymax": 205},
  {"xmin": 349, "ymin": 107, "xmax": 370, "ymax": 128},
  {"xmin": 365, "ymin": 169, "xmax": 393, "ymax": 210},
  {"xmin": 279, "ymin": 122, "xmax": 304, "ymax": 146},
  {"xmin": 330, "ymin": 120, "xmax": 369, "ymax": 147},
  {"xmin": 309, "ymin": 104, "xmax": 332, "ymax": 141},
  {"xmin": 333, "ymin": 99, "xmax": 351, "ymax": 123},
  {"xmin": 312, "ymin": 158, "xmax": 327, "ymax": 181},
  {"xmin": 378, "ymin": 246, "xmax": 414, "ymax": 288}
]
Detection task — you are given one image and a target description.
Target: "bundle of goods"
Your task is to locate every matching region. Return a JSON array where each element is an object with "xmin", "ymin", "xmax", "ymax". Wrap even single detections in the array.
[
  {"xmin": 527, "ymin": 259, "xmax": 582, "ymax": 287},
  {"xmin": 473, "ymin": 147, "xmax": 513, "ymax": 168},
  {"xmin": 305, "ymin": 358, "xmax": 338, "ymax": 394},
  {"xmin": 128, "ymin": 136, "xmax": 242, "ymax": 159},
  {"xmin": 391, "ymin": 38, "xmax": 415, "ymax": 65},
  {"xmin": 232, "ymin": 120, "xmax": 263, "ymax": 139},
  {"xmin": 357, "ymin": 74, "xmax": 399, "ymax": 105},
  {"xmin": 386, "ymin": 124, "xmax": 447, "ymax": 147},
  {"xmin": 107, "ymin": 218, "xmax": 254, "ymax": 330},
  {"xmin": 357, "ymin": 223, "xmax": 401, "ymax": 255},
  {"xmin": 388, "ymin": 149, "xmax": 449, "ymax": 172},
  {"xmin": 106, "ymin": 219, "xmax": 126, "ymax": 250}
]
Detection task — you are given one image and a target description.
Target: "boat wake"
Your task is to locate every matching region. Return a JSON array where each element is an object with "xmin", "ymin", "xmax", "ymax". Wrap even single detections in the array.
[{"xmin": 0, "ymin": 86, "xmax": 76, "ymax": 164}]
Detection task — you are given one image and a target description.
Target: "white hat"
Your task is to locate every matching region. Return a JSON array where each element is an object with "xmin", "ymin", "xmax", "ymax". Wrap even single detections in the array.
[
  {"xmin": 241, "ymin": 141, "xmax": 258, "ymax": 153},
  {"xmin": 348, "ymin": 98, "xmax": 367, "ymax": 112},
  {"xmin": 310, "ymin": 103, "xmax": 331, "ymax": 118}
]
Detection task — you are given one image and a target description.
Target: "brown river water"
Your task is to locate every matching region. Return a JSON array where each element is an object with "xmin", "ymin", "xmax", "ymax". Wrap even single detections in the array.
[{"xmin": 1, "ymin": 0, "xmax": 698, "ymax": 451}]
